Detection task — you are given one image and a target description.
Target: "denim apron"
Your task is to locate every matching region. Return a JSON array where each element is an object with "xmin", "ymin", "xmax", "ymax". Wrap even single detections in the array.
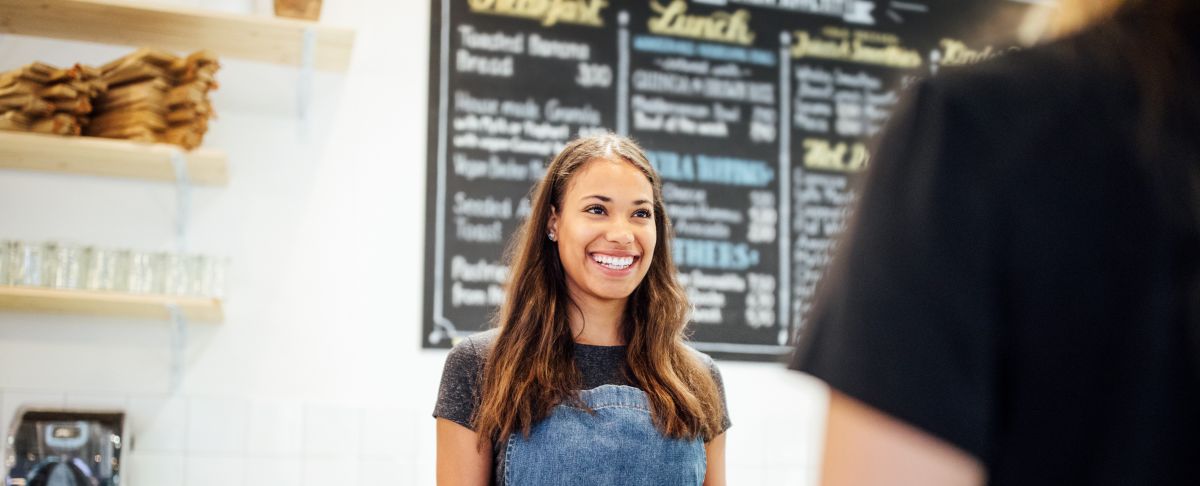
[{"xmin": 503, "ymin": 384, "xmax": 706, "ymax": 485}]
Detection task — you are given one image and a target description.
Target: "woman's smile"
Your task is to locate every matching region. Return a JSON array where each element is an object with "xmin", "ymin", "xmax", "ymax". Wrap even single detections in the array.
[{"xmin": 589, "ymin": 251, "xmax": 641, "ymax": 275}]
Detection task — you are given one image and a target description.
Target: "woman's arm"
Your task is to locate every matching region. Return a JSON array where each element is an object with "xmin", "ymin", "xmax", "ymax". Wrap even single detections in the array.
[
  {"xmin": 703, "ymin": 432, "xmax": 726, "ymax": 486},
  {"xmin": 436, "ymin": 418, "xmax": 492, "ymax": 486},
  {"xmin": 819, "ymin": 390, "xmax": 984, "ymax": 486}
]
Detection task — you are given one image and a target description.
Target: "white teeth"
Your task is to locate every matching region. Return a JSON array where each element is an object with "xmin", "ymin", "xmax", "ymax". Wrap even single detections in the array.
[{"xmin": 592, "ymin": 254, "xmax": 634, "ymax": 270}]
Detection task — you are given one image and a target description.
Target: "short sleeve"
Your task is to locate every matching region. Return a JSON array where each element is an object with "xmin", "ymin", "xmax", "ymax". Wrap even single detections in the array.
[
  {"xmin": 789, "ymin": 77, "xmax": 1004, "ymax": 461},
  {"xmin": 432, "ymin": 336, "xmax": 486, "ymax": 430},
  {"xmin": 691, "ymin": 350, "xmax": 733, "ymax": 439},
  {"xmin": 708, "ymin": 359, "xmax": 733, "ymax": 437}
]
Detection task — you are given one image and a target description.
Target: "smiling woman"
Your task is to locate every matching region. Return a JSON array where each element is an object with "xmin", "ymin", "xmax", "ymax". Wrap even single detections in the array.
[
  {"xmin": 433, "ymin": 133, "xmax": 730, "ymax": 486},
  {"xmin": 547, "ymin": 158, "xmax": 657, "ymax": 313}
]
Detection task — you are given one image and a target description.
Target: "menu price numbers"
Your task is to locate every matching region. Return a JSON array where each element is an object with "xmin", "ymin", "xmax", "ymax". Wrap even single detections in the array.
[
  {"xmin": 747, "ymin": 190, "xmax": 777, "ymax": 243},
  {"xmin": 744, "ymin": 272, "xmax": 777, "ymax": 329},
  {"xmin": 576, "ymin": 62, "xmax": 613, "ymax": 88},
  {"xmin": 749, "ymin": 106, "xmax": 777, "ymax": 143}
]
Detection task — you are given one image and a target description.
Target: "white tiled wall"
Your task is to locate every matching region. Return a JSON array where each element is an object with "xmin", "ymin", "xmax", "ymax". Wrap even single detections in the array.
[
  {"xmin": 1, "ymin": 390, "xmax": 440, "ymax": 485},
  {"xmin": 125, "ymin": 452, "xmax": 184, "ymax": 485},
  {"xmin": 247, "ymin": 399, "xmax": 304, "ymax": 457},
  {"xmin": 0, "ymin": 0, "xmax": 831, "ymax": 484}
]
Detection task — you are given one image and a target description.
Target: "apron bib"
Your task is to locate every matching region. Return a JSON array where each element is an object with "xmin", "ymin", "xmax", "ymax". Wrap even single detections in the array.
[{"xmin": 504, "ymin": 384, "xmax": 706, "ymax": 485}]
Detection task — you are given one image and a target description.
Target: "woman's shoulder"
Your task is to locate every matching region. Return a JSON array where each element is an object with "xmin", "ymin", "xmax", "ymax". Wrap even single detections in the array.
[
  {"xmin": 684, "ymin": 346, "xmax": 725, "ymax": 382},
  {"xmin": 443, "ymin": 328, "xmax": 500, "ymax": 374},
  {"xmin": 460, "ymin": 328, "xmax": 500, "ymax": 351},
  {"xmin": 684, "ymin": 345, "xmax": 733, "ymax": 434},
  {"xmin": 684, "ymin": 344, "xmax": 716, "ymax": 366},
  {"xmin": 435, "ymin": 329, "xmax": 500, "ymax": 429}
]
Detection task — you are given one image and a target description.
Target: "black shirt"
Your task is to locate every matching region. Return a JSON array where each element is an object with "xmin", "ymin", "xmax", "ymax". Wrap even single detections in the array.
[{"xmin": 790, "ymin": 14, "xmax": 1200, "ymax": 486}]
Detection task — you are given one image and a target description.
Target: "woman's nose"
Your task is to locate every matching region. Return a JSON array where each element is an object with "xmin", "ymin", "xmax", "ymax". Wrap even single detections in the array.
[{"xmin": 606, "ymin": 221, "xmax": 635, "ymax": 245}]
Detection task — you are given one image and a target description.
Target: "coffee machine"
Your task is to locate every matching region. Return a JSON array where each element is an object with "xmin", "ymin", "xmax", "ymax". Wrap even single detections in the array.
[{"xmin": 3, "ymin": 409, "xmax": 125, "ymax": 486}]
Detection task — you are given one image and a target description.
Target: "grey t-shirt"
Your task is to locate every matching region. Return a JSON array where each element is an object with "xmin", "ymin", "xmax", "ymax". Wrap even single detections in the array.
[{"xmin": 432, "ymin": 329, "xmax": 732, "ymax": 486}]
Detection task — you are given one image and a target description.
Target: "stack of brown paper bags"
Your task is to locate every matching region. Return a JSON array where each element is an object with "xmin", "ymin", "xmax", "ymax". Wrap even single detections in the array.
[
  {"xmin": 164, "ymin": 50, "xmax": 219, "ymax": 149},
  {"xmin": 89, "ymin": 48, "xmax": 219, "ymax": 149},
  {"xmin": 0, "ymin": 62, "xmax": 106, "ymax": 135}
]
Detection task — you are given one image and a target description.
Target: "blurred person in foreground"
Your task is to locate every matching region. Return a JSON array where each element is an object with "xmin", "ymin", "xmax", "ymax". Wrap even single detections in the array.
[{"xmin": 790, "ymin": 0, "xmax": 1200, "ymax": 484}]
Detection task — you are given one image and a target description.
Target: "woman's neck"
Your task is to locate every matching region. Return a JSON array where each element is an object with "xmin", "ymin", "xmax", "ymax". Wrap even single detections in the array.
[{"xmin": 567, "ymin": 294, "xmax": 627, "ymax": 346}]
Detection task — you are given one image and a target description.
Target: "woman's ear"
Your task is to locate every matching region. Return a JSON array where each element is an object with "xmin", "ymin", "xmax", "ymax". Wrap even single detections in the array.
[{"xmin": 546, "ymin": 206, "xmax": 559, "ymax": 242}]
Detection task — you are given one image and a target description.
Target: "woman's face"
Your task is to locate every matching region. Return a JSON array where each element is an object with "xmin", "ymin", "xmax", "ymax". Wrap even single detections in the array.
[{"xmin": 548, "ymin": 157, "xmax": 657, "ymax": 307}]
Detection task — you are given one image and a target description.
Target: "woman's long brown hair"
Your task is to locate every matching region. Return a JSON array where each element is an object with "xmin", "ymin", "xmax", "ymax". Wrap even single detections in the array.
[{"xmin": 473, "ymin": 133, "xmax": 725, "ymax": 447}]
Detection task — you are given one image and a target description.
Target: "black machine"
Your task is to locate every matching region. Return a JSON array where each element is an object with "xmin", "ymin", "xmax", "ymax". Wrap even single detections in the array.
[{"xmin": 4, "ymin": 410, "xmax": 124, "ymax": 486}]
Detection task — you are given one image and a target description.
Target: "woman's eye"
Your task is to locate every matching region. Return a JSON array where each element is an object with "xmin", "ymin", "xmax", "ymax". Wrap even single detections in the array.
[
  {"xmin": 633, "ymin": 209, "xmax": 652, "ymax": 218},
  {"xmin": 585, "ymin": 206, "xmax": 606, "ymax": 215}
]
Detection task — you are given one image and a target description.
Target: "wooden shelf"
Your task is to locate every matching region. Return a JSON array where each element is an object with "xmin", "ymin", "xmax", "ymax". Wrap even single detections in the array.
[
  {"xmin": 0, "ymin": 286, "xmax": 223, "ymax": 322},
  {"xmin": 0, "ymin": 131, "xmax": 228, "ymax": 185},
  {"xmin": 0, "ymin": 0, "xmax": 356, "ymax": 71}
]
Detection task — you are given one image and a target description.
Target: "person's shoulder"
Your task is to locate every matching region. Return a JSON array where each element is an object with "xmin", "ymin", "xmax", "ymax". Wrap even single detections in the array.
[
  {"xmin": 684, "ymin": 343, "xmax": 713, "ymax": 363},
  {"xmin": 926, "ymin": 26, "xmax": 1126, "ymax": 118},
  {"xmin": 443, "ymin": 328, "xmax": 500, "ymax": 371},
  {"xmin": 435, "ymin": 329, "xmax": 499, "ymax": 428},
  {"xmin": 684, "ymin": 345, "xmax": 731, "ymax": 431},
  {"xmin": 461, "ymin": 327, "xmax": 500, "ymax": 350},
  {"xmin": 893, "ymin": 29, "xmax": 1127, "ymax": 180},
  {"xmin": 684, "ymin": 345, "xmax": 723, "ymax": 376}
]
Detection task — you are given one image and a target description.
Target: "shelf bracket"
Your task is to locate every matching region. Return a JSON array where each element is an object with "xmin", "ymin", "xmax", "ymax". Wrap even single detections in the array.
[
  {"xmin": 166, "ymin": 302, "xmax": 189, "ymax": 393},
  {"xmin": 167, "ymin": 150, "xmax": 191, "ymax": 393},
  {"xmin": 298, "ymin": 26, "xmax": 317, "ymax": 138},
  {"xmin": 169, "ymin": 149, "xmax": 191, "ymax": 254}
]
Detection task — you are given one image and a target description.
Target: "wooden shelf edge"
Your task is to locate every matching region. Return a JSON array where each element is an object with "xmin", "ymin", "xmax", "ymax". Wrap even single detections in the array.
[
  {"xmin": 0, "ymin": 131, "xmax": 228, "ymax": 185},
  {"xmin": 0, "ymin": 286, "xmax": 224, "ymax": 323},
  {"xmin": 0, "ymin": 0, "xmax": 356, "ymax": 71}
]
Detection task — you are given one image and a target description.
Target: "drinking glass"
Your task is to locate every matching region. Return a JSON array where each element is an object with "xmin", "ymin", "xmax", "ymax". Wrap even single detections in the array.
[
  {"xmin": 159, "ymin": 253, "xmax": 188, "ymax": 296},
  {"xmin": 45, "ymin": 242, "xmax": 89, "ymax": 290},
  {"xmin": 126, "ymin": 251, "xmax": 159, "ymax": 294},
  {"xmin": 12, "ymin": 242, "xmax": 45, "ymax": 287},
  {"xmin": 86, "ymin": 249, "xmax": 129, "ymax": 292},
  {"xmin": 184, "ymin": 255, "xmax": 228, "ymax": 298},
  {"xmin": 0, "ymin": 240, "xmax": 12, "ymax": 285}
]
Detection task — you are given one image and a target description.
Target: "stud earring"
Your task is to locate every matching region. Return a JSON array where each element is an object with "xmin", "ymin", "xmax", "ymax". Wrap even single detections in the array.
[{"xmin": 548, "ymin": 233, "xmax": 556, "ymax": 242}]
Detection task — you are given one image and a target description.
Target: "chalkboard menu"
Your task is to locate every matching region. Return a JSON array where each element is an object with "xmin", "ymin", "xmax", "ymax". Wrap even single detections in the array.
[{"xmin": 423, "ymin": 0, "xmax": 1034, "ymax": 361}]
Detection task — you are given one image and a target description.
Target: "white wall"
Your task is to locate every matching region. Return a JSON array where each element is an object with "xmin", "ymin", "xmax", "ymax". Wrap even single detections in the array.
[{"xmin": 0, "ymin": 0, "xmax": 829, "ymax": 484}]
